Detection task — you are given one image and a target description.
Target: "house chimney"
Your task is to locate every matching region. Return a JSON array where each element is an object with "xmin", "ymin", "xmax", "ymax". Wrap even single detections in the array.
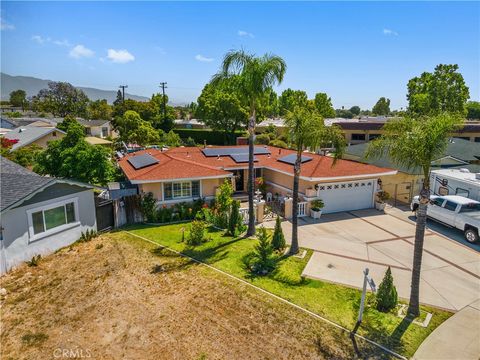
[{"xmin": 204, "ymin": 140, "xmax": 207, "ymax": 148}]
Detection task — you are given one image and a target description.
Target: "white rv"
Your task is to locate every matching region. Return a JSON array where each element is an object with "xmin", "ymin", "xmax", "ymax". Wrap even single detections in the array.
[{"xmin": 430, "ymin": 168, "xmax": 480, "ymax": 201}]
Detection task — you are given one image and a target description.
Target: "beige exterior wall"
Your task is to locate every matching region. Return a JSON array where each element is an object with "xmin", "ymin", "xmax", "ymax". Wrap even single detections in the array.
[
  {"xmin": 343, "ymin": 129, "xmax": 480, "ymax": 144},
  {"xmin": 31, "ymin": 131, "xmax": 65, "ymax": 148},
  {"xmin": 379, "ymin": 172, "xmax": 423, "ymax": 205},
  {"xmin": 138, "ymin": 178, "xmax": 226, "ymax": 204}
]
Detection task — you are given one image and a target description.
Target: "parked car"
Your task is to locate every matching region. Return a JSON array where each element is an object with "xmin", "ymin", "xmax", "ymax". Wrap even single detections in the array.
[{"xmin": 411, "ymin": 195, "xmax": 480, "ymax": 243}]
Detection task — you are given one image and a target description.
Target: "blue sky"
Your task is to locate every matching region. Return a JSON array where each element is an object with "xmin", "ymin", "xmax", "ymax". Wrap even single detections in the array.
[{"xmin": 1, "ymin": 1, "xmax": 479, "ymax": 109}]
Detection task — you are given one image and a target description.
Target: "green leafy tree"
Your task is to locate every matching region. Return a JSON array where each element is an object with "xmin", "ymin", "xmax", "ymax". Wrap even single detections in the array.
[
  {"xmin": 188, "ymin": 220, "xmax": 206, "ymax": 245},
  {"xmin": 9, "ymin": 89, "xmax": 27, "ymax": 110},
  {"xmin": 366, "ymin": 113, "xmax": 463, "ymax": 316},
  {"xmin": 349, "ymin": 106, "xmax": 361, "ymax": 116},
  {"xmin": 251, "ymin": 226, "xmax": 275, "ymax": 274},
  {"xmin": 57, "ymin": 115, "xmax": 78, "ymax": 133},
  {"xmin": 34, "ymin": 121, "xmax": 116, "ymax": 185},
  {"xmin": 376, "ymin": 267, "xmax": 398, "ymax": 312},
  {"xmin": 271, "ymin": 216, "xmax": 286, "ymax": 251},
  {"xmin": 214, "ymin": 179, "xmax": 234, "ymax": 228},
  {"xmin": 212, "ymin": 50, "xmax": 286, "ymax": 236},
  {"xmin": 372, "ymin": 97, "xmax": 391, "ymax": 116},
  {"xmin": 116, "ymin": 110, "xmax": 160, "ymax": 146},
  {"xmin": 335, "ymin": 108, "xmax": 354, "ymax": 119},
  {"xmin": 32, "ymin": 82, "xmax": 89, "ymax": 117},
  {"xmin": 9, "ymin": 145, "xmax": 42, "ymax": 167},
  {"xmin": 313, "ymin": 92, "xmax": 336, "ymax": 118},
  {"xmin": 87, "ymin": 99, "xmax": 113, "ymax": 120},
  {"xmin": 466, "ymin": 101, "xmax": 480, "ymax": 120},
  {"xmin": 162, "ymin": 130, "xmax": 182, "ymax": 147},
  {"xmin": 285, "ymin": 107, "xmax": 345, "ymax": 254},
  {"xmin": 407, "ymin": 64, "xmax": 470, "ymax": 116},
  {"xmin": 278, "ymin": 89, "xmax": 308, "ymax": 116},
  {"xmin": 113, "ymin": 90, "xmax": 123, "ymax": 106},
  {"xmin": 196, "ymin": 78, "xmax": 249, "ymax": 145},
  {"xmin": 150, "ymin": 93, "xmax": 176, "ymax": 131}
]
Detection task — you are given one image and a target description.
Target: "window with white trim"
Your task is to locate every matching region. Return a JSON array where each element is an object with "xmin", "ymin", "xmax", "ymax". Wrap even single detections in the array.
[
  {"xmin": 29, "ymin": 201, "xmax": 77, "ymax": 236},
  {"xmin": 164, "ymin": 180, "xmax": 200, "ymax": 200}
]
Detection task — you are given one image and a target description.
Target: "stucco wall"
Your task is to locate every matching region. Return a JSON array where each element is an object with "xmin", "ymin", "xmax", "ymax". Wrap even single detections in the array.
[
  {"xmin": 32, "ymin": 131, "xmax": 65, "ymax": 148},
  {"xmin": 263, "ymin": 168, "xmax": 312, "ymax": 195},
  {"xmin": 0, "ymin": 189, "xmax": 96, "ymax": 274}
]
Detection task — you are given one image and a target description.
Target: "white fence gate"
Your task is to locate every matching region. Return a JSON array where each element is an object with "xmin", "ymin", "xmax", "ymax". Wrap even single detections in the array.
[
  {"xmin": 297, "ymin": 202, "xmax": 308, "ymax": 217},
  {"xmin": 239, "ymin": 207, "xmax": 249, "ymax": 224}
]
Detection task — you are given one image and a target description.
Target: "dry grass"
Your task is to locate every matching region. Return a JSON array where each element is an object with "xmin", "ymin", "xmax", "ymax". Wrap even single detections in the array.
[{"xmin": 0, "ymin": 232, "xmax": 391, "ymax": 360}]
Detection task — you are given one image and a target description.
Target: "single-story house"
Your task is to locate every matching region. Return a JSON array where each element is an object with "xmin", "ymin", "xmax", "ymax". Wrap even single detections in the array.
[
  {"xmin": 118, "ymin": 145, "xmax": 396, "ymax": 215},
  {"xmin": 0, "ymin": 157, "xmax": 97, "ymax": 274},
  {"xmin": 343, "ymin": 138, "xmax": 480, "ymax": 204},
  {"xmin": 2, "ymin": 126, "xmax": 65, "ymax": 150},
  {"xmin": 77, "ymin": 119, "xmax": 116, "ymax": 138}
]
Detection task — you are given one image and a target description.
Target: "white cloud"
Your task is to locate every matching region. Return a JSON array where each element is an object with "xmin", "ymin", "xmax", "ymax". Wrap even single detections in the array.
[
  {"xmin": 106, "ymin": 49, "xmax": 135, "ymax": 63},
  {"xmin": 1, "ymin": 18, "xmax": 15, "ymax": 31},
  {"xmin": 53, "ymin": 39, "xmax": 71, "ymax": 47},
  {"xmin": 195, "ymin": 54, "xmax": 214, "ymax": 62},
  {"xmin": 383, "ymin": 28, "xmax": 398, "ymax": 36},
  {"xmin": 238, "ymin": 30, "xmax": 254, "ymax": 38},
  {"xmin": 69, "ymin": 44, "xmax": 94, "ymax": 58},
  {"xmin": 32, "ymin": 35, "xmax": 48, "ymax": 44}
]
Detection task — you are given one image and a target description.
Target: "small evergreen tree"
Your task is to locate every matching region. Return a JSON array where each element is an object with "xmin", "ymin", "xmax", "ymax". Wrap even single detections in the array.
[
  {"xmin": 252, "ymin": 227, "xmax": 275, "ymax": 275},
  {"xmin": 187, "ymin": 220, "xmax": 206, "ymax": 246},
  {"xmin": 376, "ymin": 267, "xmax": 398, "ymax": 312},
  {"xmin": 228, "ymin": 200, "xmax": 241, "ymax": 236},
  {"xmin": 271, "ymin": 216, "xmax": 286, "ymax": 251}
]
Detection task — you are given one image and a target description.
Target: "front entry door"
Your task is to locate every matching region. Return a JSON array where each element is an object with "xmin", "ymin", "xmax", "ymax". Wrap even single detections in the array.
[{"xmin": 233, "ymin": 170, "xmax": 244, "ymax": 192}]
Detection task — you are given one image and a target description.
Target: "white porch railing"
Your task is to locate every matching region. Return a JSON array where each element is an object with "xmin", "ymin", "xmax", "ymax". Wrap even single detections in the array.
[
  {"xmin": 297, "ymin": 202, "xmax": 308, "ymax": 217},
  {"xmin": 239, "ymin": 207, "xmax": 249, "ymax": 224}
]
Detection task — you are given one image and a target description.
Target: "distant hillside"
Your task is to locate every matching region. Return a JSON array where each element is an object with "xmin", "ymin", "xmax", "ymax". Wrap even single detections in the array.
[{"xmin": 0, "ymin": 73, "xmax": 149, "ymax": 103}]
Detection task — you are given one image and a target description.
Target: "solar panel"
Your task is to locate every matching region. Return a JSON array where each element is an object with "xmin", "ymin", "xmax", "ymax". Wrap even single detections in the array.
[
  {"xmin": 127, "ymin": 154, "xmax": 159, "ymax": 170},
  {"xmin": 201, "ymin": 147, "xmax": 270, "ymax": 157},
  {"xmin": 278, "ymin": 153, "xmax": 313, "ymax": 165},
  {"xmin": 230, "ymin": 154, "xmax": 258, "ymax": 163}
]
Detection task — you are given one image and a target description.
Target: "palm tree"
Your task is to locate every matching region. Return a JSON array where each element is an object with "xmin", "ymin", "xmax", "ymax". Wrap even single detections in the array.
[
  {"xmin": 284, "ymin": 107, "xmax": 345, "ymax": 254},
  {"xmin": 366, "ymin": 113, "xmax": 462, "ymax": 316},
  {"xmin": 212, "ymin": 50, "xmax": 287, "ymax": 236}
]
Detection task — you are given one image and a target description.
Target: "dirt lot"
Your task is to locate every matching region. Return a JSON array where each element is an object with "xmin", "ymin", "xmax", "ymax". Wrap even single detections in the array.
[{"xmin": 0, "ymin": 232, "xmax": 390, "ymax": 360}]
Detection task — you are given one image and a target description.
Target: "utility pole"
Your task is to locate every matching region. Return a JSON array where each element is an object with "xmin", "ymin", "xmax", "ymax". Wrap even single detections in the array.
[
  {"xmin": 159, "ymin": 82, "xmax": 167, "ymax": 121},
  {"xmin": 119, "ymin": 85, "xmax": 128, "ymax": 104}
]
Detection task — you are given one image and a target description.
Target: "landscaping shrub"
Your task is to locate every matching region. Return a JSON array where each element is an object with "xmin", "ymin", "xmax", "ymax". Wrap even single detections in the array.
[
  {"xmin": 173, "ymin": 129, "xmax": 246, "ymax": 146},
  {"xmin": 79, "ymin": 229, "xmax": 98, "ymax": 242},
  {"xmin": 187, "ymin": 220, "xmax": 206, "ymax": 246},
  {"xmin": 183, "ymin": 136, "xmax": 196, "ymax": 146},
  {"xmin": 255, "ymin": 133, "xmax": 270, "ymax": 145},
  {"xmin": 272, "ymin": 216, "xmax": 286, "ymax": 251},
  {"xmin": 25, "ymin": 255, "xmax": 41, "ymax": 267},
  {"xmin": 376, "ymin": 266, "xmax": 398, "ymax": 312},
  {"xmin": 269, "ymin": 139, "xmax": 288, "ymax": 149},
  {"xmin": 228, "ymin": 200, "xmax": 244, "ymax": 236},
  {"xmin": 250, "ymin": 227, "xmax": 276, "ymax": 275},
  {"xmin": 214, "ymin": 179, "xmax": 233, "ymax": 228},
  {"xmin": 140, "ymin": 192, "xmax": 158, "ymax": 222}
]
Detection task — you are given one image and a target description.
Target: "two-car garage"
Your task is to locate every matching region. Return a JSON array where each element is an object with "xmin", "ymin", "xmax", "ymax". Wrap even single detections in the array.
[{"xmin": 316, "ymin": 179, "xmax": 376, "ymax": 214}]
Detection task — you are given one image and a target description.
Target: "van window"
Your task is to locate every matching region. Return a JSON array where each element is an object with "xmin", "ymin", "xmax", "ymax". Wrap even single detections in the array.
[
  {"xmin": 455, "ymin": 188, "xmax": 469, "ymax": 198},
  {"xmin": 444, "ymin": 201, "xmax": 458, "ymax": 211},
  {"xmin": 432, "ymin": 198, "xmax": 444, "ymax": 207}
]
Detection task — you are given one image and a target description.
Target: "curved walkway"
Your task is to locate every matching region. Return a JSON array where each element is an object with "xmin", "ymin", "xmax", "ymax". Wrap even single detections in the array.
[{"xmin": 413, "ymin": 299, "xmax": 480, "ymax": 360}]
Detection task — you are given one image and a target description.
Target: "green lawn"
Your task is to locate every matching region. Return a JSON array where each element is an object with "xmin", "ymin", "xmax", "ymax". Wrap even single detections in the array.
[{"xmin": 125, "ymin": 223, "xmax": 452, "ymax": 357}]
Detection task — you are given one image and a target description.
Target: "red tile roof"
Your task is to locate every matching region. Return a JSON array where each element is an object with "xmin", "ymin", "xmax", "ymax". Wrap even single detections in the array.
[{"xmin": 118, "ymin": 146, "xmax": 396, "ymax": 183}]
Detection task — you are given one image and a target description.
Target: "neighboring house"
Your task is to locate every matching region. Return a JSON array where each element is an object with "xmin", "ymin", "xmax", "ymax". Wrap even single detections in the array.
[
  {"xmin": 85, "ymin": 136, "xmax": 113, "ymax": 146},
  {"xmin": 343, "ymin": 138, "xmax": 480, "ymax": 204},
  {"xmin": 0, "ymin": 117, "xmax": 62, "ymax": 128},
  {"xmin": 0, "ymin": 157, "xmax": 97, "ymax": 274},
  {"xmin": 77, "ymin": 119, "xmax": 116, "ymax": 139},
  {"xmin": 2, "ymin": 126, "xmax": 65, "ymax": 150},
  {"xmin": 118, "ymin": 145, "xmax": 396, "ymax": 215},
  {"xmin": 335, "ymin": 121, "xmax": 480, "ymax": 144},
  {"xmin": 173, "ymin": 118, "xmax": 207, "ymax": 129}
]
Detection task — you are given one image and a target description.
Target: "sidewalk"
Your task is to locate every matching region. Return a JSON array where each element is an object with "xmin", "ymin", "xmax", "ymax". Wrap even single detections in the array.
[{"xmin": 413, "ymin": 299, "xmax": 480, "ymax": 360}]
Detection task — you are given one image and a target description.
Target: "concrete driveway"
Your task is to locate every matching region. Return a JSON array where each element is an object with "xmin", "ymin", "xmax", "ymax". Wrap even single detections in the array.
[{"xmin": 265, "ymin": 208, "xmax": 480, "ymax": 311}]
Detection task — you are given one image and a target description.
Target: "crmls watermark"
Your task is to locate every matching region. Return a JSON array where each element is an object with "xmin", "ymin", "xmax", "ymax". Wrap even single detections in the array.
[{"xmin": 53, "ymin": 348, "xmax": 92, "ymax": 358}]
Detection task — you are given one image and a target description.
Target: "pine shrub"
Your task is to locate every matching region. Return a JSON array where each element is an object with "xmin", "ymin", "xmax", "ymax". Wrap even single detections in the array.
[
  {"xmin": 376, "ymin": 266, "xmax": 398, "ymax": 312},
  {"xmin": 187, "ymin": 220, "xmax": 206, "ymax": 246},
  {"xmin": 272, "ymin": 216, "xmax": 286, "ymax": 251},
  {"xmin": 228, "ymin": 200, "xmax": 241, "ymax": 236},
  {"xmin": 252, "ymin": 227, "xmax": 276, "ymax": 275}
]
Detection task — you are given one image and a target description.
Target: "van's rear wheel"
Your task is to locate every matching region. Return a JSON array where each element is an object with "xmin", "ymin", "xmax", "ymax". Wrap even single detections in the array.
[{"xmin": 464, "ymin": 228, "xmax": 479, "ymax": 243}]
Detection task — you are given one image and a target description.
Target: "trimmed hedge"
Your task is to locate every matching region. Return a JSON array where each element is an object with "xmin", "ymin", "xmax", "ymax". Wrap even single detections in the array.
[{"xmin": 173, "ymin": 128, "xmax": 246, "ymax": 145}]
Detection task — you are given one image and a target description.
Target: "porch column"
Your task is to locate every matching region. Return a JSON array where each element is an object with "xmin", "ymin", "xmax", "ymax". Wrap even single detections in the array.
[{"xmin": 284, "ymin": 198, "xmax": 293, "ymax": 220}]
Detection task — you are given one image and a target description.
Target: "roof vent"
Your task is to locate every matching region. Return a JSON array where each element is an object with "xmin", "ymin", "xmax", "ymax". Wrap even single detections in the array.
[{"xmin": 19, "ymin": 128, "xmax": 26, "ymax": 133}]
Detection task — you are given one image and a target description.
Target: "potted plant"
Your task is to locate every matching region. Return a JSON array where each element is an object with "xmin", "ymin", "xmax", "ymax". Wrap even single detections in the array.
[
  {"xmin": 375, "ymin": 190, "xmax": 391, "ymax": 211},
  {"xmin": 310, "ymin": 199, "xmax": 324, "ymax": 219}
]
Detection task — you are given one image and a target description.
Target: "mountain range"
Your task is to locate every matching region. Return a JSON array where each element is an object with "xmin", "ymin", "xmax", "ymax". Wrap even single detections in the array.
[{"xmin": 0, "ymin": 73, "xmax": 149, "ymax": 103}]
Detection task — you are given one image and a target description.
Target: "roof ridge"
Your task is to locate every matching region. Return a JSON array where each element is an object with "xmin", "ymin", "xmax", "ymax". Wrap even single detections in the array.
[{"xmin": 164, "ymin": 153, "xmax": 228, "ymax": 173}]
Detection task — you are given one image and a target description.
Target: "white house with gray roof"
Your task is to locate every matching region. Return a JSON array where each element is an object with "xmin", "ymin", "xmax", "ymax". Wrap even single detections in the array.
[
  {"xmin": 0, "ymin": 157, "xmax": 97, "ymax": 274},
  {"xmin": 3, "ymin": 126, "xmax": 65, "ymax": 150}
]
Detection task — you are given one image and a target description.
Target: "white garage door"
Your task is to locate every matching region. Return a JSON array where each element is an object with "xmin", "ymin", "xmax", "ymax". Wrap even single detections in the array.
[{"xmin": 317, "ymin": 180, "xmax": 375, "ymax": 214}]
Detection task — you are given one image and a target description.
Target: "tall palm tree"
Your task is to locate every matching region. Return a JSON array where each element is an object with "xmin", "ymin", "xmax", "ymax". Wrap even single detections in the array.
[
  {"xmin": 284, "ymin": 107, "xmax": 345, "ymax": 254},
  {"xmin": 212, "ymin": 50, "xmax": 287, "ymax": 236},
  {"xmin": 366, "ymin": 113, "xmax": 462, "ymax": 316}
]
